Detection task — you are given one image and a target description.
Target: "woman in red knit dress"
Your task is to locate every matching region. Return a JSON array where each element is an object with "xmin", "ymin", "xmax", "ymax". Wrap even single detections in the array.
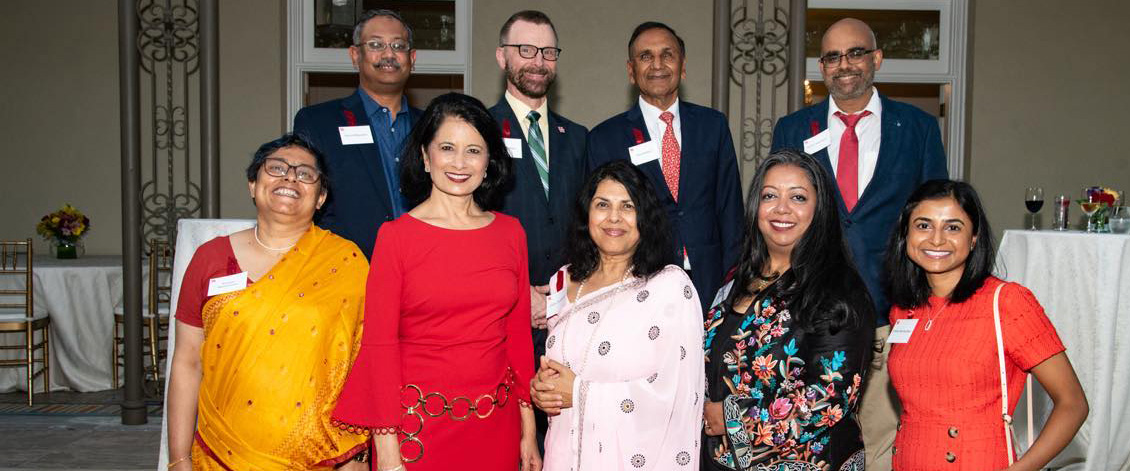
[
  {"xmin": 883, "ymin": 180, "xmax": 1087, "ymax": 470},
  {"xmin": 332, "ymin": 93, "xmax": 541, "ymax": 471}
]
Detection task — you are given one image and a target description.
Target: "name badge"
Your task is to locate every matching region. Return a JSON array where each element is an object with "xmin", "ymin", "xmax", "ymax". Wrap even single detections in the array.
[
  {"xmin": 886, "ymin": 319, "xmax": 919, "ymax": 344},
  {"xmin": 207, "ymin": 272, "xmax": 248, "ymax": 296},
  {"xmin": 338, "ymin": 125, "xmax": 374, "ymax": 145},
  {"xmin": 803, "ymin": 129, "xmax": 830, "ymax": 155},
  {"xmin": 628, "ymin": 140, "xmax": 660, "ymax": 166},
  {"xmin": 504, "ymin": 137, "xmax": 524, "ymax": 159}
]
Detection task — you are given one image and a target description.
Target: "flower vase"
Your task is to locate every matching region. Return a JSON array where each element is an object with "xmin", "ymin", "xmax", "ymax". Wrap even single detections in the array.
[
  {"xmin": 1095, "ymin": 206, "xmax": 1111, "ymax": 233},
  {"xmin": 54, "ymin": 239, "xmax": 80, "ymax": 259}
]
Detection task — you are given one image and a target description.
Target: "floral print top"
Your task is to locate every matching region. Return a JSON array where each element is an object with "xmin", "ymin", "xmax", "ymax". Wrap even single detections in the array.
[{"xmin": 702, "ymin": 280, "xmax": 872, "ymax": 471}]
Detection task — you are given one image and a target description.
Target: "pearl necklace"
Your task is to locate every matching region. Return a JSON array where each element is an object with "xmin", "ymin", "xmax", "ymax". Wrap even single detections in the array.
[
  {"xmin": 563, "ymin": 268, "xmax": 633, "ymax": 375},
  {"xmin": 253, "ymin": 225, "xmax": 297, "ymax": 252}
]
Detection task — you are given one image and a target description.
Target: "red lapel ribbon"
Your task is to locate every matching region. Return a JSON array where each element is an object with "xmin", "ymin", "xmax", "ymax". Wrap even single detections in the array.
[
  {"xmin": 344, "ymin": 109, "xmax": 357, "ymax": 127},
  {"xmin": 555, "ymin": 269, "xmax": 565, "ymax": 292},
  {"xmin": 632, "ymin": 128, "xmax": 645, "ymax": 145},
  {"xmin": 809, "ymin": 119, "xmax": 821, "ymax": 137},
  {"xmin": 502, "ymin": 119, "xmax": 512, "ymax": 138}
]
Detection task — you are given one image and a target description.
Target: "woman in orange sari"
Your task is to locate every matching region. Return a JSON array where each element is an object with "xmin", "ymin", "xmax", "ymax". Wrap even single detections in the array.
[{"xmin": 166, "ymin": 134, "xmax": 369, "ymax": 470}]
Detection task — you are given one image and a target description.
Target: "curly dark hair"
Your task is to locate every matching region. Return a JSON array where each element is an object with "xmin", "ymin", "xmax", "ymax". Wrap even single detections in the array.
[
  {"xmin": 565, "ymin": 160, "xmax": 674, "ymax": 282},
  {"xmin": 726, "ymin": 149, "xmax": 873, "ymax": 331},
  {"xmin": 884, "ymin": 179, "xmax": 996, "ymax": 308},
  {"xmin": 399, "ymin": 93, "xmax": 512, "ymax": 211}
]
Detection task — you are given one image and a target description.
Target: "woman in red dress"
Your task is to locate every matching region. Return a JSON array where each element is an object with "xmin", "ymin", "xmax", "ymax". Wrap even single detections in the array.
[
  {"xmin": 333, "ymin": 93, "xmax": 541, "ymax": 471},
  {"xmin": 883, "ymin": 180, "xmax": 1088, "ymax": 470}
]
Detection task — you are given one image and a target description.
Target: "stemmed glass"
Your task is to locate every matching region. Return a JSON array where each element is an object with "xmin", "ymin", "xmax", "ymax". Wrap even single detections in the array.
[
  {"xmin": 1079, "ymin": 188, "xmax": 1102, "ymax": 233},
  {"xmin": 1024, "ymin": 187, "xmax": 1044, "ymax": 230}
]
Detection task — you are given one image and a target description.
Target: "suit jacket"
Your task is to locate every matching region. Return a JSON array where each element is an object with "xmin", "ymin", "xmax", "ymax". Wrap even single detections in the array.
[
  {"xmin": 292, "ymin": 90, "xmax": 422, "ymax": 259},
  {"xmin": 771, "ymin": 94, "xmax": 948, "ymax": 323},
  {"xmin": 587, "ymin": 100, "xmax": 744, "ymax": 311},
  {"xmin": 491, "ymin": 98, "xmax": 588, "ymax": 362}
]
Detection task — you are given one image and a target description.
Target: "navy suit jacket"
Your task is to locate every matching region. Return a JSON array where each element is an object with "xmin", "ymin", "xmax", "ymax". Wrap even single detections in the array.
[
  {"xmin": 587, "ymin": 100, "xmax": 744, "ymax": 311},
  {"xmin": 491, "ymin": 99, "xmax": 587, "ymax": 362},
  {"xmin": 771, "ymin": 94, "xmax": 948, "ymax": 323},
  {"xmin": 292, "ymin": 90, "xmax": 422, "ymax": 259}
]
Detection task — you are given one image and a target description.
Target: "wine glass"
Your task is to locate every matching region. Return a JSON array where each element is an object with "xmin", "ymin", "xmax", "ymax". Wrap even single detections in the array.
[
  {"xmin": 1079, "ymin": 188, "xmax": 1102, "ymax": 233},
  {"xmin": 1024, "ymin": 187, "xmax": 1044, "ymax": 230}
]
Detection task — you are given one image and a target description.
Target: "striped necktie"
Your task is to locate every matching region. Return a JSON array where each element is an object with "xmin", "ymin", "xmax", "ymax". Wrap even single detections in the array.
[{"xmin": 527, "ymin": 110, "xmax": 549, "ymax": 197}]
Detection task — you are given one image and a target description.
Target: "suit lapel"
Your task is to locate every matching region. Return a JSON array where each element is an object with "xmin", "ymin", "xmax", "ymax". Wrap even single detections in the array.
[
  {"xmin": 546, "ymin": 112, "xmax": 571, "ymax": 211},
  {"xmin": 626, "ymin": 104, "xmax": 675, "ymax": 205},
  {"xmin": 676, "ymin": 104, "xmax": 698, "ymax": 204},
  {"xmin": 342, "ymin": 91, "xmax": 392, "ymax": 216},
  {"xmin": 498, "ymin": 99, "xmax": 549, "ymax": 207},
  {"xmin": 857, "ymin": 95, "xmax": 900, "ymax": 211}
]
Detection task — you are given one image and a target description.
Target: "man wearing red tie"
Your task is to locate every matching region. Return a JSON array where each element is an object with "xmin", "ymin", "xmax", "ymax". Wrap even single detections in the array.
[
  {"xmin": 770, "ymin": 18, "xmax": 948, "ymax": 471},
  {"xmin": 586, "ymin": 21, "xmax": 744, "ymax": 312}
]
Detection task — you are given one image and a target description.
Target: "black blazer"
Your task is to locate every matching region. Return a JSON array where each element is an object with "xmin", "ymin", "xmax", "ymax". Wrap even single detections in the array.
[
  {"xmin": 770, "ymin": 94, "xmax": 948, "ymax": 322},
  {"xmin": 586, "ymin": 100, "xmax": 745, "ymax": 311},
  {"xmin": 292, "ymin": 90, "xmax": 422, "ymax": 259},
  {"xmin": 491, "ymin": 99, "xmax": 589, "ymax": 288}
]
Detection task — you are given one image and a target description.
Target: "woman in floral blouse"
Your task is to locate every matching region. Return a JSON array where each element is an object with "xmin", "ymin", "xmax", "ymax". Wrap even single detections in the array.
[{"xmin": 702, "ymin": 149, "xmax": 875, "ymax": 471}]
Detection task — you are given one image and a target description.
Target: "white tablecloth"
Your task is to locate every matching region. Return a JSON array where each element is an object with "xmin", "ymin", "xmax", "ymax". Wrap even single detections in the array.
[
  {"xmin": 0, "ymin": 254, "xmax": 124, "ymax": 393},
  {"xmin": 156, "ymin": 218, "xmax": 255, "ymax": 469},
  {"xmin": 997, "ymin": 230, "xmax": 1130, "ymax": 471}
]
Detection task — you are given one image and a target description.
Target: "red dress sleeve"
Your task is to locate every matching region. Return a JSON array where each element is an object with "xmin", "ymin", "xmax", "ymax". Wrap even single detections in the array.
[
  {"xmin": 333, "ymin": 223, "xmax": 404, "ymax": 431},
  {"xmin": 1001, "ymin": 282, "xmax": 1066, "ymax": 371},
  {"xmin": 504, "ymin": 220, "xmax": 534, "ymax": 403},
  {"xmin": 174, "ymin": 237, "xmax": 237, "ymax": 328}
]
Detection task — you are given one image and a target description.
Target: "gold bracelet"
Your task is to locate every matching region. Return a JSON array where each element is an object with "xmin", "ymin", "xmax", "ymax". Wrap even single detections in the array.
[
  {"xmin": 167, "ymin": 456, "xmax": 190, "ymax": 468},
  {"xmin": 378, "ymin": 465, "xmax": 405, "ymax": 471}
]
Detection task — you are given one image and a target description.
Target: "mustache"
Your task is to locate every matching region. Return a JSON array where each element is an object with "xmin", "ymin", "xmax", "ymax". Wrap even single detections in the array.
[
  {"xmin": 375, "ymin": 58, "xmax": 402, "ymax": 69},
  {"xmin": 519, "ymin": 64, "xmax": 550, "ymax": 76}
]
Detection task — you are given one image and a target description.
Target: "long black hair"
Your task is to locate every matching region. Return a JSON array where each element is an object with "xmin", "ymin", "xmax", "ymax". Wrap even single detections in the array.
[
  {"xmin": 885, "ymin": 179, "xmax": 996, "ymax": 309},
  {"xmin": 726, "ymin": 149, "xmax": 873, "ymax": 331},
  {"xmin": 399, "ymin": 93, "xmax": 512, "ymax": 211},
  {"xmin": 565, "ymin": 160, "xmax": 674, "ymax": 282}
]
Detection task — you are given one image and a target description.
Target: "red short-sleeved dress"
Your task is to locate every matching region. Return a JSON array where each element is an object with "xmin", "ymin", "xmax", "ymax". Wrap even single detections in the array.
[
  {"xmin": 174, "ymin": 236, "xmax": 246, "ymax": 328},
  {"xmin": 888, "ymin": 277, "xmax": 1065, "ymax": 470},
  {"xmin": 333, "ymin": 213, "xmax": 534, "ymax": 470}
]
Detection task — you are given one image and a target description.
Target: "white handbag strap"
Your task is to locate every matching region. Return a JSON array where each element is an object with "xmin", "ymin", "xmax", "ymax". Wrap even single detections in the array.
[{"xmin": 993, "ymin": 282, "xmax": 1034, "ymax": 465}]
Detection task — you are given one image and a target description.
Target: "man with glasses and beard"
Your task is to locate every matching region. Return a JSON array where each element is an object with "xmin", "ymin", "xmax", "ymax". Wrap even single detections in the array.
[
  {"xmin": 770, "ymin": 17, "xmax": 948, "ymax": 471},
  {"xmin": 293, "ymin": 9, "xmax": 421, "ymax": 259},
  {"xmin": 490, "ymin": 11, "xmax": 588, "ymax": 382}
]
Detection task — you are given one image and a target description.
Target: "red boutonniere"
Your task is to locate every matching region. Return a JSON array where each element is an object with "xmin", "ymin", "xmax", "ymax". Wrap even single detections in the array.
[
  {"xmin": 631, "ymin": 128, "xmax": 645, "ymax": 145},
  {"xmin": 502, "ymin": 119, "xmax": 512, "ymax": 138}
]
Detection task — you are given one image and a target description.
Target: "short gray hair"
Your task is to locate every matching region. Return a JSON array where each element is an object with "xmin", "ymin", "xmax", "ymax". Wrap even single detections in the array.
[{"xmin": 352, "ymin": 9, "xmax": 414, "ymax": 48}]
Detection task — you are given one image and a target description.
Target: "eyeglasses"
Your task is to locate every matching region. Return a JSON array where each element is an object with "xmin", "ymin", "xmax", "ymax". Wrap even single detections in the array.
[
  {"xmin": 358, "ymin": 39, "xmax": 411, "ymax": 54},
  {"xmin": 262, "ymin": 157, "xmax": 321, "ymax": 184},
  {"xmin": 500, "ymin": 44, "xmax": 562, "ymax": 61},
  {"xmin": 818, "ymin": 47, "xmax": 876, "ymax": 68}
]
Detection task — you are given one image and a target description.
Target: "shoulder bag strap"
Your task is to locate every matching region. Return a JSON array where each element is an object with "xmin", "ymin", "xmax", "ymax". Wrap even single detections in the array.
[{"xmin": 993, "ymin": 282, "xmax": 1016, "ymax": 465}]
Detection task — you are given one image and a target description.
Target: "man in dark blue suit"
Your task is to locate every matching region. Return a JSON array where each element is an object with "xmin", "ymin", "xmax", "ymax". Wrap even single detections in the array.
[
  {"xmin": 293, "ymin": 9, "xmax": 421, "ymax": 259},
  {"xmin": 770, "ymin": 18, "xmax": 947, "ymax": 470},
  {"xmin": 587, "ymin": 22, "xmax": 744, "ymax": 311}
]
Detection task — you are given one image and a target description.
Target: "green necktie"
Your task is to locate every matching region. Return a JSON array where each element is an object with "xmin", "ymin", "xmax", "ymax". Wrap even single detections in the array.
[{"xmin": 527, "ymin": 110, "xmax": 549, "ymax": 197}]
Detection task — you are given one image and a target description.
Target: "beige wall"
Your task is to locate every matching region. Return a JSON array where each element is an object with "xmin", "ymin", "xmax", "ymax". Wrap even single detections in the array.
[
  {"xmin": 0, "ymin": 0, "xmax": 281, "ymax": 255},
  {"xmin": 3, "ymin": 1, "xmax": 1128, "ymax": 256},
  {"xmin": 967, "ymin": 0, "xmax": 1130, "ymax": 238}
]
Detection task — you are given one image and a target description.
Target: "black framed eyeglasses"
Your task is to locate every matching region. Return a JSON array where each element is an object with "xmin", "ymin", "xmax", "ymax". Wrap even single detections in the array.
[
  {"xmin": 262, "ymin": 157, "xmax": 321, "ymax": 184},
  {"xmin": 818, "ymin": 47, "xmax": 876, "ymax": 68},
  {"xmin": 500, "ymin": 44, "xmax": 562, "ymax": 61},
  {"xmin": 358, "ymin": 39, "xmax": 411, "ymax": 54}
]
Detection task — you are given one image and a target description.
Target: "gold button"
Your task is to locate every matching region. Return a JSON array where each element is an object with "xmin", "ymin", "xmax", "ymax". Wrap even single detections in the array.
[
  {"xmin": 948, "ymin": 426, "xmax": 959, "ymax": 438},
  {"xmin": 945, "ymin": 452, "xmax": 956, "ymax": 463}
]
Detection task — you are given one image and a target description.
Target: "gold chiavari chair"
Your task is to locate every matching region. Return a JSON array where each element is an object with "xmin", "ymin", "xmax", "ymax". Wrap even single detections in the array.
[
  {"xmin": 112, "ymin": 238, "xmax": 172, "ymax": 388},
  {"xmin": 0, "ymin": 239, "xmax": 51, "ymax": 406}
]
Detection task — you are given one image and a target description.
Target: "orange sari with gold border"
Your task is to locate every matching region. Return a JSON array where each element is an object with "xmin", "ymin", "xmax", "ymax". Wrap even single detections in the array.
[{"xmin": 191, "ymin": 227, "xmax": 369, "ymax": 470}]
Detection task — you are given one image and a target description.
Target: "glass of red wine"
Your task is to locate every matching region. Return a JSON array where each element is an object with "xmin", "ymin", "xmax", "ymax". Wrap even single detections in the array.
[{"xmin": 1025, "ymin": 187, "xmax": 1044, "ymax": 230}]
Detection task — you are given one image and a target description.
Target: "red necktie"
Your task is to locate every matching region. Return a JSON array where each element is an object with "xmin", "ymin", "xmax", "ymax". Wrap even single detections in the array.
[
  {"xmin": 659, "ymin": 111, "xmax": 680, "ymax": 201},
  {"xmin": 835, "ymin": 110, "xmax": 871, "ymax": 212}
]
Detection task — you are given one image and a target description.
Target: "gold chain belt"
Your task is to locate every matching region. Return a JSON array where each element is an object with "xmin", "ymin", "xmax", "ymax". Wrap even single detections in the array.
[{"xmin": 397, "ymin": 369, "xmax": 516, "ymax": 463}]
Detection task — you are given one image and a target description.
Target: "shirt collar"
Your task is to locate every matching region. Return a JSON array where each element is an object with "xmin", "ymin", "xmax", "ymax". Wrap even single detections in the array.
[
  {"xmin": 358, "ymin": 89, "xmax": 410, "ymax": 119},
  {"xmin": 638, "ymin": 96, "xmax": 680, "ymax": 125},
  {"xmin": 504, "ymin": 90, "xmax": 548, "ymax": 123},
  {"xmin": 828, "ymin": 87, "xmax": 882, "ymax": 119}
]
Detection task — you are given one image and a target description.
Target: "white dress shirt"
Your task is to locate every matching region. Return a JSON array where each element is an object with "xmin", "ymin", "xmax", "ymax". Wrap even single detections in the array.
[
  {"xmin": 505, "ymin": 91, "xmax": 551, "ymax": 163},
  {"xmin": 826, "ymin": 88, "xmax": 883, "ymax": 198},
  {"xmin": 637, "ymin": 96, "xmax": 690, "ymax": 269}
]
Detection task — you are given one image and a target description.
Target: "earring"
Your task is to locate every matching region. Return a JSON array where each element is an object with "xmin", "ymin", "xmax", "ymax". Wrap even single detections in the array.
[{"xmin": 424, "ymin": 166, "xmax": 430, "ymax": 173}]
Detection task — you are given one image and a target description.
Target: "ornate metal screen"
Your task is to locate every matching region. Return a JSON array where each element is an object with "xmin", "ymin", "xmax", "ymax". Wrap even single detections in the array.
[{"xmin": 729, "ymin": 0, "xmax": 793, "ymax": 171}]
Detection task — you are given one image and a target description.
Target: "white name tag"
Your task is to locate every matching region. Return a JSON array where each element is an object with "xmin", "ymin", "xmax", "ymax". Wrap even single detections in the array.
[
  {"xmin": 207, "ymin": 272, "xmax": 248, "ymax": 297},
  {"xmin": 886, "ymin": 319, "xmax": 919, "ymax": 344},
  {"xmin": 504, "ymin": 137, "xmax": 524, "ymax": 159},
  {"xmin": 628, "ymin": 140, "xmax": 660, "ymax": 166},
  {"xmin": 545, "ymin": 270, "xmax": 567, "ymax": 319},
  {"xmin": 803, "ymin": 129, "xmax": 830, "ymax": 155},
  {"xmin": 338, "ymin": 125, "xmax": 374, "ymax": 145}
]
